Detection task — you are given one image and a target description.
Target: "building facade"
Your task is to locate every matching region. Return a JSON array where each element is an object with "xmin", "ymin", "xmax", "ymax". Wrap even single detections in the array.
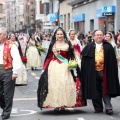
[
  {"xmin": 2, "ymin": 0, "xmax": 28, "ymax": 33},
  {"xmin": 5, "ymin": 0, "xmax": 16, "ymax": 32},
  {"xmin": 0, "ymin": 0, "xmax": 7, "ymax": 28},
  {"xmin": 42, "ymin": 0, "xmax": 59, "ymax": 32},
  {"xmin": 68, "ymin": 0, "xmax": 120, "ymax": 34},
  {"xmin": 16, "ymin": 0, "xmax": 25, "ymax": 32},
  {"xmin": 59, "ymin": 0, "xmax": 72, "ymax": 32},
  {"xmin": 24, "ymin": 0, "xmax": 36, "ymax": 33},
  {"xmin": 35, "ymin": 0, "xmax": 44, "ymax": 32}
]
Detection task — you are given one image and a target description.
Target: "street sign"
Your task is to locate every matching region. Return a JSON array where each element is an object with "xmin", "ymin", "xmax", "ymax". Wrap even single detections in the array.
[
  {"xmin": 102, "ymin": 12, "xmax": 113, "ymax": 16},
  {"xmin": 102, "ymin": 6, "xmax": 115, "ymax": 16},
  {"xmin": 50, "ymin": 13, "xmax": 58, "ymax": 22}
]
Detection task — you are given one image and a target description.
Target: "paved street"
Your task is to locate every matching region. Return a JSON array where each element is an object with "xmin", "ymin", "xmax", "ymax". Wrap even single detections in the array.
[
  {"xmin": 0, "ymin": 69, "xmax": 120, "ymax": 120},
  {"xmin": 0, "ymin": 53, "xmax": 120, "ymax": 120},
  {"xmin": 1, "ymin": 0, "xmax": 120, "ymax": 119}
]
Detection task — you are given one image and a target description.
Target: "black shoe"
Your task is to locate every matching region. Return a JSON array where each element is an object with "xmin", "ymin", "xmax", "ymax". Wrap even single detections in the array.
[
  {"xmin": 31, "ymin": 67, "xmax": 34, "ymax": 70},
  {"xmin": 60, "ymin": 108, "xmax": 65, "ymax": 112},
  {"xmin": 106, "ymin": 109, "xmax": 113, "ymax": 115},
  {"xmin": 1, "ymin": 112, "xmax": 4, "ymax": 117},
  {"xmin": 54, "ymin": 108, "xmax": 60, "ymax": 113},
  {"xmin": 2, "ymin": 115, "xmax": 10, "ymax": 119},
  {"xmin": 94, "ymin": 109, "xmax": 103, "ymax": 113}
]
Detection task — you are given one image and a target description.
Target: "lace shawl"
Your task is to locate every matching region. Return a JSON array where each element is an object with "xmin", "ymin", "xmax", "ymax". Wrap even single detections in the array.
[{"xmin": 37, "ymin": 67, "xmax": 48, "ymax": 109}]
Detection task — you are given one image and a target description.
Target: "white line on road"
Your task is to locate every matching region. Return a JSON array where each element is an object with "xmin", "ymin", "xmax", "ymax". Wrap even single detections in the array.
[
  {"xmin": 12, "ymin": 108, "xmax": 18, "ymax": 113},
  {"xmin": 13, "ymin": 98, "xmax": 37, "ymax": 101},
  {"xmin": 31, "ymin": 72, "xmax": 37, "ymax": 76},
  {"xmin": 35, "ymin": 77, "xmax": 40, "ymax": 79},
  {"xmin": 77, "ymin": 118, "xmax": 85, "ymax": 120}
]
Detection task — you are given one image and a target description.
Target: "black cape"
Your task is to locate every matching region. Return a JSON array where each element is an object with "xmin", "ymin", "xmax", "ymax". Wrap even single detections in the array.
[{"xmin": 81, "ymin": 41, "xmax": 120, "ymax": 99}]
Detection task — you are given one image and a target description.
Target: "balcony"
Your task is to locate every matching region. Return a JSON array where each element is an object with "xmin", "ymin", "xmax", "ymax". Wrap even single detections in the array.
[
  {"xmin": 42, "ymin": 0, "xmax": 49, "ymax": 4},
  {"xmin": 2, "ymin": 14, "xmax": 6, "ymax": 17},
  {"xmin": 9, "ymin": 0, "xmax": 15, "ymax": 1},
  {"xmin": 0, "ymin": 13, "xmax": 3, "ymax": 19},
  {"xmin": 30, "ymin": 19, "xmax": 35, "ymax": 24},
  {"xmin": 30, "ymin": 4, "xmax": 35, "ymax": 11},
  {"xmin": 67, "ymin": 0, "xmax": 85, "ymax": 6},
  {"xmin": 58, "ymin": 0, "xmax": 65, "ymax": 3},
  {"xmin": 36, "ymin": 14, "xmax": 44, "ymax": 20},
  {"xmin": 0, "ymin": 20, "xmax": 6, "ymax": 24},
  {"xmin": 29, "ymin": 0, "xmax": 35, "ymax": 3},
  {"xmin": 30, "ymin": 11, "xmax": 35, "ymax": 16}
]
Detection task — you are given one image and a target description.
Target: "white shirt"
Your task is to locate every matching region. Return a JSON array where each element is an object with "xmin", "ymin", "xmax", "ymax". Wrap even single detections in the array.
[
  {"xmin": 0, "ymin": 43, "xmax": 4, "ymax": 63},
  {"xmin": 0, "ymin": 43, "xmax": 21, "ymax": 74},
  {"xmin": 95, "ymin": 42, "xmax": 102, "ymax": 52}
]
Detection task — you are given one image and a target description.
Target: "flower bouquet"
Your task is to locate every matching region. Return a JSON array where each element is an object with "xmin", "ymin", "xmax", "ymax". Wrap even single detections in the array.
[
  {"xmin": 68, "ymin": 60, "xmax": 78, "ymax": 69},
  {"xmin": 37, "ymin": 43, "xmax": 46, "ymax": 55},
  {"xmin": 22, "ymin": 56, "xmax": 27, "ymax": 66}
]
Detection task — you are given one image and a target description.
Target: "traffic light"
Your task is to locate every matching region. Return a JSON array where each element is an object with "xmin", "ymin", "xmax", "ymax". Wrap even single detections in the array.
[{"xmin": 55, "ymin": 19, "xmax": 58, "ymax": 26}]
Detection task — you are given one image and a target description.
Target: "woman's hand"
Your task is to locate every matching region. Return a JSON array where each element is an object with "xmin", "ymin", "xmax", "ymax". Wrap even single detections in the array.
[
  {"xmin": 41, "ymin": 70, "xmax": 45, "ymax": 75},
  {"xmin": 74, "ymin": 50, "xmax": 81, "ymax": 58}
]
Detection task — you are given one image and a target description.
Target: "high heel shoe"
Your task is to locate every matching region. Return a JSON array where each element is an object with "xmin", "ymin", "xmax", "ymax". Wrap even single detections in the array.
[
  {"xmin": 31, "ymin": 67, "xmax": 34, "ymax": 70},
  {"xmin": 60, "ymin": 108, "xmax": 65, "ymax": 112},
  {"xmin": 60, "ymin": 108, "xmax": 65, "ymax": 111},
  {"xmin": 54, "ymin": 107, "xmax": 59, "ymax": 113}
]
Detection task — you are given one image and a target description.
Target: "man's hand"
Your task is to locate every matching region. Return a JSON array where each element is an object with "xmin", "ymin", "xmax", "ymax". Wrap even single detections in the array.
[
  {"xmin": 12, "ymin": 73, "xmax": 18, "ymax": 80},
  {"xmin": 117, "ymin": 56, "xmax": 120, "ymax": 60}
]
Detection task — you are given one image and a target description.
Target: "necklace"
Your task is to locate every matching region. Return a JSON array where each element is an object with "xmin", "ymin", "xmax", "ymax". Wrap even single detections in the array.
[{"xmin": 70, "ymin": 39, "xmax": 77, "ymax": 46}]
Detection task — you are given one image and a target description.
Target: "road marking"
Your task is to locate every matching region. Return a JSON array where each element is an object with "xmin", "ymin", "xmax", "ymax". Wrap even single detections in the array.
[
  {"xmin": 12, "ymin": 108, "xmax": 18, "ymax": 113},
  {"xmin": 11, "ymin": 110, "xmax": 37, "ymax": 116},
  {"xmin": 31, "ymin": 72, "xmax": 37, "ymax": 76},
  {"xmin": 77, "ymin": 118, "xmax": 85, "ymax": 120},
  {"xmin": 35, "ymin": 77, "xmax": 40, "ymax": 79},
  {"xmin": 13, "ymin": 98, "xmax": 37, "ymax": 101},
  {"xmin": 28, "ymin": 70, "xmax": 40, "ymax": 80}
]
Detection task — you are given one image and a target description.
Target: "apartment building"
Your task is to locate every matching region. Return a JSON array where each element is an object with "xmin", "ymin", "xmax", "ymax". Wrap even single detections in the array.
[
  {"xmin": 15, "ymin": 0, "xmax": 25, "ymax": 32},
  {"xmin": 22, "ymin": 0, "xmax": 36, "ymax": 33},
  {"xmin": 35, "ymin": 0, "xmax": 44, "ymax": 32},
  {"xmin": 0, "ymin": 0, "xmax": 7, "ymax": 28},
  {"xmin": 2, "ymin": 0, "xmax": 25, "ymax": 32},
  {"xmin": 4, "ymin": 0, "xmax": 16, "ymax": 32}
]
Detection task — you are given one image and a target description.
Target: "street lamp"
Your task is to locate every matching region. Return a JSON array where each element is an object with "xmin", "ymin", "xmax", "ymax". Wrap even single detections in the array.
[{"xmin": 55, "ymin": 18, "xmax": 58, "ymax": 26}]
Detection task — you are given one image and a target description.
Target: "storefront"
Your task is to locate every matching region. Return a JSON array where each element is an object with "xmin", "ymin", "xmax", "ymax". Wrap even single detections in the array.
[
  {"xmin": 72, "ymin": 13, "xmax": 85, "ymax": 33},
  {"xmin": 96, "ymin": 6, "xmax": 115, "ymax": 34},
  {"xmin": 71, "ymin": 0, "xmax": 120, "ymax": 33}
]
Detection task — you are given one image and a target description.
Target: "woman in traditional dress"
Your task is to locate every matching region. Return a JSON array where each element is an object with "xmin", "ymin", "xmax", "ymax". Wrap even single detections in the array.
[
  {"xmin": 105, "ymin": 32, "xmax": 117, "ymax": 54},
  {"xmin": 68, "ymin": 29, "xmax": 82, "ymax": 69},
  {"xmin": 26, "ymin": 33, "xmax": 42, "ymax": 70},
  {"xmin": 105, "ymin": 32, "xmax": 120, "ymax": 82},
  {"xmin": 37, "ymin": 27, "xmax": 86, "ymax": 112},
  {"xmin": 10, "ymin": 33, "xmax": 28, "ymax": 85},
  {"xmin": 18, "ymin": 34, "xmax": 27, "ymax": 56}
]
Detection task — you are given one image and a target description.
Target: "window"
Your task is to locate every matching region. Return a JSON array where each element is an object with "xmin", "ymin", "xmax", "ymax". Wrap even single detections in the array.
[
  {"xmin": 46, "ymin": 3, "xmax": 49, "ymax": 15},
  {"xmin": 0, "ymin": 4, "xmax": 3, "ymax": 13},
  {"xmin": 90, "ymin": 19, "xmax": 94, "ymax": 31},
  {"xmin": 44, "ymin": 3, "xmax": 49, "ymax": 15}
]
